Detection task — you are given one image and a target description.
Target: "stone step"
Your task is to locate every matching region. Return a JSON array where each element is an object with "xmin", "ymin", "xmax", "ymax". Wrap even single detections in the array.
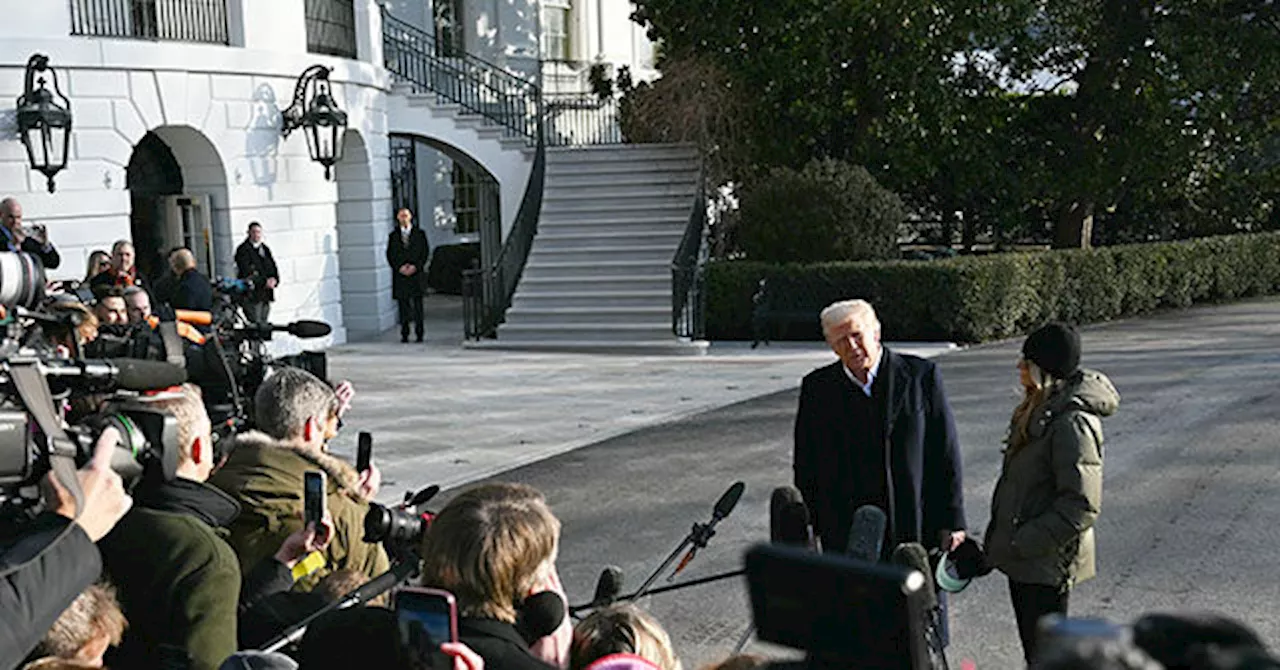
[
  {"xmin": 527, "ymin": 245, "xmax": 675, "ymax": 264},
  {"xmin": 521, "ymin": 259, "xmax": 670, "ymax": 279},
  {"xmin": 465, "ymin": 338, "xmax": 708, "ymax": 355},
  {"xmin": 534, "ymin": 229, "xmax": 685, "ymax": 250},
  {"xmin": 511, "ymin": 290, "xmax": 670, "ymax": 309},
  {"xmin": 543, "ymin": 169, "xmax": 700, "ymax": 188},
  {"xmin": 547, "ymin": 144, "xmax": 697, "ymax": 164},
  {"xmin": 517, "ymin": 275, "xmax": 671, "ymax": 293},
  {"xmin": 543, "ymin": 185, "xmax": 698, "ymax": 202},
  {"xmin": 541, "ymin": 200, "xmax": 692, "ymax": 216},
  {"xmin": 504, "ymin": 305, "xmax": 671, "ymax": 325},
  {"xmin": 496, "ymin": 322, "xmax": 676, "ymax": 342}
]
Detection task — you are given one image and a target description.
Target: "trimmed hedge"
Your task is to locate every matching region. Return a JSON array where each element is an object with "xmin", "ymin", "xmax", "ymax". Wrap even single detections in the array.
[{"xmin": 706, "ymin": 232, "xmax": 1280, "ymax": 343}]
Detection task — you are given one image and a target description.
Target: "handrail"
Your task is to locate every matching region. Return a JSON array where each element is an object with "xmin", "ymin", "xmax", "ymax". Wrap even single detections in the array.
[
  {"xmin": 462, "ymin": 117, "xmax": 547, "ymax": 339},
  {"xmin": 382, "ymin": 12, "xmax": 540, "ymax": 140},
  {"xmin": 672, "ymin": 177, "xmax": 708, "ymax": 339},
  {"xmin": 544, "ymin": 93, "xmax": 623, "ymax": 146}
]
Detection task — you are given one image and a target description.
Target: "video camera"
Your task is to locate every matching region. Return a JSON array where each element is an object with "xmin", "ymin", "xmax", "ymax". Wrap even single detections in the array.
[{"xmin": 0, "ymin": 252, "xmax": 186, "ymax": 530}]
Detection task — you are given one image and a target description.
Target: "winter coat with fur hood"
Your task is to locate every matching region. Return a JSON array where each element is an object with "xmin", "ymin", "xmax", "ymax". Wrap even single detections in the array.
[
  {"xmin": 209, "ymin": 431, "xmax": 390, "ymax": 592},
  {"xmin": 983, "ymin": 369, "xmax": 1120, "ymax": 589}
]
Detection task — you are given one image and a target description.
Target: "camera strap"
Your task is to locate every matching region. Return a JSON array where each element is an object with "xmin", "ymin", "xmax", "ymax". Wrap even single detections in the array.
[
  {"xmin": 10, "ymin": 362, "xmax": 84, "ymax": 518},
  {"xmin": 157, "ymin": 321, "xmax": 186, "ymax": 368}
]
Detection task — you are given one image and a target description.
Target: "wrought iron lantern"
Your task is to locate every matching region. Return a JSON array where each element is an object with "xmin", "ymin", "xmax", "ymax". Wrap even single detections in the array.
[
  {"xmin": 281, "ymin": 65, "xmax": 348, "ymax": 180},
  {"xmin": 15, "ymin": 54, "xmax": 73, "ymax": 193}
]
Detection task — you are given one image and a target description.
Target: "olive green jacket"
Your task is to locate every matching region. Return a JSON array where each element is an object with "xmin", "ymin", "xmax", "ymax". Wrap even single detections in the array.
[
  {"xmin": 983, "ymin": 369, "xmax": 1120, "ymax": 588},
  {"xmin": 209, "ymin": 431, "xmax": 389, "ymax": 592}
]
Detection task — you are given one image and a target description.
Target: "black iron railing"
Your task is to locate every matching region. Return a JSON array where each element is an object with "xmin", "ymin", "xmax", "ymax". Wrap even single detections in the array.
[
  {"xmin": 544, "ymin": 93, "xmax": 624, "ymax": 147},
  {"xmin": 462, "ymin": 130, "xmax": 546, "ymax": 339},
  {"xmin": 382, "ymin": 12, "xmax": 540, "ymax": 141},
  {"xmin": 305, "ymin": 0, "xmax": 358, "ymax": 59},
  {"xmin": 672, "ymin": 180, "xmax": 707, "ymax": 339},
  {"xmin": 69, "ymin": 0, "xmax": 229, "ymax": 44}
]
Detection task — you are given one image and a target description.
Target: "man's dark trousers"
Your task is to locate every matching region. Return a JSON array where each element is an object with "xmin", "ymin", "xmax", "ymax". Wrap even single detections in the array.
[{"xmin": 398, "ymin": 295, "xmax": 423, "ymax": 342}]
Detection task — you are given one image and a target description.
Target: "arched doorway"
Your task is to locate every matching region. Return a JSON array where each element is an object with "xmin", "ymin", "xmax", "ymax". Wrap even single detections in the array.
[
  {"xmin": 125, "ymin": 126, "xmax": 231, "ymax": 283},
  {"xmin": 126, "ymin": 132, "xmax": 183, "ymax": 281},
  {"xmin": 388, "ymin": 133, "xmax": 501, "ymax": 294}
]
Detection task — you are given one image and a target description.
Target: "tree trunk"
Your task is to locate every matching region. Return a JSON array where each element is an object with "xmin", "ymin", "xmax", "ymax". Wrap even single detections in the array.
[
  {"xmin": 1055, "ymin": 201, "xmax": 1095, "ymax": 249},
  {"xmin": 961, "ymin": 211, "xmax": 977, "ymax": 252}
]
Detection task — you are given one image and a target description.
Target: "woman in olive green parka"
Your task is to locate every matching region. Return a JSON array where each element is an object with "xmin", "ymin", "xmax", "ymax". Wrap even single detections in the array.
[{"xmin": 983, "ymin": 322, "xmax": 1120, "ymax": 664}]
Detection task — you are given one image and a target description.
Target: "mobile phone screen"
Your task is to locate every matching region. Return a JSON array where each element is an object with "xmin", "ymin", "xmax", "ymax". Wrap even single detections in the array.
[
  {"xmin": 396, "ymin": 589, "xmax": 458, "ymax": 647},
  {"xmin": 304, "ymin": 471, "xmax": 325, "ymax": 527},
  {"xmin": 357, "ymin": 432, "xmax": 373, "ymax": 473}
]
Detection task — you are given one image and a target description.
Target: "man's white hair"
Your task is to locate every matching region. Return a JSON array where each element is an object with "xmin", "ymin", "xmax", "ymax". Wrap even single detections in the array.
[{"xmin": 819, "ymin": 299, "xmax": 880, "ymax": 332}]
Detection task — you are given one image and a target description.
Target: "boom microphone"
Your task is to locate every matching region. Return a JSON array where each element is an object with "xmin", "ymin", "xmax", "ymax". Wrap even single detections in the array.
[
  {"xmin": 591, "ymin": 566, "xmax": 624, "ymax": 608},
  {"xmin": 42, "ymin": 358, "xmax": 188, "ymax": 392},
  {"xmin": 229, "ymin": 320, "xmax": 333, "ymax": 340},
  {"xmin": 890, "ymin": 542, "xmax": 937, "ymax": 610},
  {"xmin": 846, "ymin": 505, "xmax": 887, "ymax": 563},
  {"xmin": 714, "ymin": 481, "xmax": 746, "ymax": 521}
]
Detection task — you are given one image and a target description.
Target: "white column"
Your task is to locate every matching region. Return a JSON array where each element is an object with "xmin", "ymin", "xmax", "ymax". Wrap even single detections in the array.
[{"xmin": 355, "ymin": 0, "xmax": 383, "ymax": 65}]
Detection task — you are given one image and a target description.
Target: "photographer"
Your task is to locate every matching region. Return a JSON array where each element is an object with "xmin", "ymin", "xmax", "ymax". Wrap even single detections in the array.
[
  {"xmin": 98, "ymin": 384, "xmax": 334, "ymax": 670},
  {"xmin": 0, "ymin": 428, "xmax": 132, "ymax": 669},
  {"xmin": 89, "ymin": 241, "xmax": 142, "ymax": 296},
  {"xmin": 0, "ymin": 197, "xmax": 60, "ymax": 270},
  {"xmin": 211, "ymin": 367, "xmax": 388, "ymax": 592}
]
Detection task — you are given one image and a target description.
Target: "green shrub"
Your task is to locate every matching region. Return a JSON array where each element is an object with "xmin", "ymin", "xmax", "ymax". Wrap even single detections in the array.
[
  {"xmin": 736, "ymin": 158, "xmax": 904, "ymax": 264},
  {"xmin": 709, "ymin": 231, "xmax": 1280, "ymax": 343}
]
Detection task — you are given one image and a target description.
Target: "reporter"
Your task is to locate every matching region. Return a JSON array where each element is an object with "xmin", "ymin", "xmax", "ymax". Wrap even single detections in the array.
[
  {"xmin": 570, "ymin": 604, "xmax": 681, "ymax": 670},
  {"xmin": 98, "ymin": 385, "xmax": 333, "ymax": 670},
  {"xmin": 0, "ymin": 429, "xmax": 132, "ymax": 669},
  {"xmin": 419, "ymin": 483, "xmax": 563, "ymax": 670}
]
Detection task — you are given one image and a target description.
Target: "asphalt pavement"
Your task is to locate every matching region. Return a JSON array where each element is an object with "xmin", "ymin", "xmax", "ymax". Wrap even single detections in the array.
[{"xmin": 427, "ymin": 297, "xmax": 1280, "ymax": 669}]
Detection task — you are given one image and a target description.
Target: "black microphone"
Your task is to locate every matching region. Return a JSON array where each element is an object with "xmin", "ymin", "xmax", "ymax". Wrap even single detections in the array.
[
  {"xmin": 890, "ymin": 542, "xmax": 937, "ymax": 610},
  {"xmin": 42, "ymin": 358, "xmax": 188, "ymax": 391},
  {"xmin": 845, "ymin": 505, "xmax": 887, "ymax": 563},
  {"xmin": 231, "ymin": 320, "xmax": 333, "ymax": 340},
  {"xmin": 713, "ymin": 481, "xmax": 746, "ymax": 521},
  {"xmin": 516, "ymin": 591, "xmax": 566, "ymax": 644},
  {"xmin": 770, "ymin": 487, "xmax": 812, "ymax": 548},
  {"xmin": 591, "ymin": 566, "xmax": 624, "ymax": 607},
  {"xmin": 281, "ymin": 320, "xmax": 333, "ymax": 339}
]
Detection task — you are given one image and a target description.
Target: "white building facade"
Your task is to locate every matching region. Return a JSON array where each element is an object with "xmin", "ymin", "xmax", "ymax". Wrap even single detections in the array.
[{"xmin": 0, "ymin": 0, "xmax": 657, "ymax": 345}]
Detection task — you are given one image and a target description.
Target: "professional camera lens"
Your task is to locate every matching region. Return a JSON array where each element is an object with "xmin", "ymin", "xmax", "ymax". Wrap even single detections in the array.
[
  {"xmin": 0, "ymin": 252, "xmax": 46, "ymax": 310},
  {"xmin": 88, "ymin": 407, "xmax": 181, "ymax": 487},
  {"xmin": 363, "ymin": 502, "xmax": 427, "ymax": 547}
]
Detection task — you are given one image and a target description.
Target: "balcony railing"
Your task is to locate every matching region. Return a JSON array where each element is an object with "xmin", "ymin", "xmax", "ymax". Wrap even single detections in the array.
[
  {"xmin": 544, "ymin": 93, "xmax": 623, "ymax": 147},
  {"xmin": 305, "ymin": 0, "xmax": 358, "ymax": 59},
  {"xmin": 70, "ymin": 0, "xmax": 229, "ymax": 44}
]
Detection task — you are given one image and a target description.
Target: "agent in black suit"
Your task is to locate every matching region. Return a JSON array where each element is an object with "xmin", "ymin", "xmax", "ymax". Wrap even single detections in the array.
[
  {"xmin": 385, "ymin": 208, "xmax": 429, "ymax": 343},
  {"xmin": 234, "ymin": 221, "xmax": 280, "ymax": 327},
  {"xmin": 794, "ymin": 299, "xmax": 967, "ymax": 555}
]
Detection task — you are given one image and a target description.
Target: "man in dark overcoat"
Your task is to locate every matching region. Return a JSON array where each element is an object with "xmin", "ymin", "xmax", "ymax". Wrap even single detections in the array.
[
  {"xmin": 234, "ymin": 221, "xmax": 280, "ymax": 327},
  {"xmin": 385, "ymin": 208, "xmax": 429, "ymax": 343}
]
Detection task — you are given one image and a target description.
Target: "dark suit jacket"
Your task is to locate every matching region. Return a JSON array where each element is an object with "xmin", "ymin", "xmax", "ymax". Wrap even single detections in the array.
[
  {"xmin": 172, "ymin": 269, "xmax": 214, "ymax": 312},
  {"xmin": 1, "ymin": 228, "xmax": 61, "ymax": 270},
  {"xmin": 386, "ymin": 226, "xmax": 429, "ymax": 300},
  {"xmin": 234, "ymin": 240, "xmax": 280, "ymax": 302},
  {"xmin": 794, "ymin": 349, "xmax": 966, "ymax": 553},
  {"xmin": 458, "ymin": 618, "xmax": 556, "ymax": 670}
]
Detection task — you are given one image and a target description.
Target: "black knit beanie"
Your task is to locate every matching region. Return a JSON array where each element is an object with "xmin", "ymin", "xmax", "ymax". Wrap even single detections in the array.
[{"xmin": 1022, "ymin": 322, "xmax": 1081, "ymax": 379}]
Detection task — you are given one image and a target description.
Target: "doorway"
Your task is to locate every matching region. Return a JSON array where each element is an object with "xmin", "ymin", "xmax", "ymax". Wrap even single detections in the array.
[{"xmin": 126, "ymin": 131, "xmax": 184, "ymax": 282}]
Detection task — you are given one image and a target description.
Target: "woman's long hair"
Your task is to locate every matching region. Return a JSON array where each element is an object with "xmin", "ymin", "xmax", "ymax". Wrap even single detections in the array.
[{"xmin": 1008, "ymin": 359, "xmax": 1060, "ymax": 453}]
